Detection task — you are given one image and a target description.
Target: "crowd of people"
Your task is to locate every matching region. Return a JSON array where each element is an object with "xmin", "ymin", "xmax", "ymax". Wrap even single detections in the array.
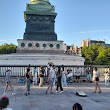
[
  {"xmin": 4, "ymin": 63, "xmax": 110, "ymax": 96},
  {"xmin": 2, "ymin": 63, "xmax": 110, "ymax": 110}
]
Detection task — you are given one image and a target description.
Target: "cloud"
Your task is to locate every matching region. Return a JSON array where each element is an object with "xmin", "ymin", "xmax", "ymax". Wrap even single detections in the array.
[
  {"xmin": 73, "ymin": 29, "xmax": 110, "ymax": 34},
  {"xmin": 0, "ymin": 40, "xmax": 7, "ymax": 42}
]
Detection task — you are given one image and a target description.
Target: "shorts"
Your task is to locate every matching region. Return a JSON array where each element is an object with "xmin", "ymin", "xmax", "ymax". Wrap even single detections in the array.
[
  {"xmin": 87, "ymin": 74, "xmax": 91, "ymax": 79},
  {"xmin": 76, "ymin": 76, "xmax": 80, "ymax": 80},
  {"xmin": 95, "ymin": 77, "xmax": 99, "ymax": 81},
  {"xmin": 49, "ymin": 78, "xmax": 54, "ymax": 86}
]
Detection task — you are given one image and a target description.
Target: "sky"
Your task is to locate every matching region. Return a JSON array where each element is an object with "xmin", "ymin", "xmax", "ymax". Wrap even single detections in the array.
[{"xmin": 0, "ymin": 0, "xmax": 110, "ymax": 46}]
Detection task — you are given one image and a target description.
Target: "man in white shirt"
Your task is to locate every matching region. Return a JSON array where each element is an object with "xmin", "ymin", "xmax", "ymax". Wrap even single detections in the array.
[{"xmin": 46, "ymin": 66, "xmax": 55, "ymax": 94}]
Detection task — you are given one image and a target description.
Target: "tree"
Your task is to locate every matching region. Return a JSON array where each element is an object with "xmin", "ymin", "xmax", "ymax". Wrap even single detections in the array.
[
  {"xmin": 0, "ymin": 43, "xmax": 17, "ymax": 54},
  {"xmin": 81, "ymin": 44, "xmax": 110, "ymax": 65}
]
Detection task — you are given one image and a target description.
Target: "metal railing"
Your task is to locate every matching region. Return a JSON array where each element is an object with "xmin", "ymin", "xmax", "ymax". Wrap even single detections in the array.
[{"xmin": 0, "ymin": 65, "xmax": 109, "ymax": 77}]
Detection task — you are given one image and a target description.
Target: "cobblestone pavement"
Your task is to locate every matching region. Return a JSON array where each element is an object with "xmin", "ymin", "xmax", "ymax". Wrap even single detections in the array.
[{"xmin": 0, "ymin": 81, "xmax": 110, "ymax": 110}]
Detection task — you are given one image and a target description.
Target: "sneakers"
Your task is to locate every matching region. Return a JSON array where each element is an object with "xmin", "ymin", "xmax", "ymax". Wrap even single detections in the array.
[
  {"xmin": 56, "ymin": 91, "xmax": 64, "ymax": 93},
  {"xmin": 60, "ymin": 91, "xmax": 64, "ymax": 93},
  {"xmin": 12, "ymin": 93, "xmax": 17, "ymax": 95}
]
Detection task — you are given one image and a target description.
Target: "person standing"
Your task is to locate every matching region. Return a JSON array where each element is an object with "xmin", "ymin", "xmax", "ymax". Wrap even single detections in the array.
[
  {"xmin": 61, "ymin": 65, "xmax": 67, "ymax": 87},
  {"xmin": 92, "ymin": 67, "xmax": 101, "ymax": 93},
  {"xmin": 39, "ymin": 66, "xmax": 44, "ymax": 87},
  {"xmin": 24, "ymin": 69, "xmax": 32, "ymax": 96},
  {"xmin": 75, "ymin": 67, "xmax": 81, "ymax": 83},
  {"xmin": 33, "ymin": 66, "xmax": 38, "ymax": 85},
  {"xmin": 104, "ymin": 68, "xmax": 110, "ymax": 87},
  {"xmin": 56, "ymin": 67, "xmax": 63, "ymax": 93},
  {"xmin": 46, "ymin": 65, "xmax": 55, "ymax": 94},
  {"xmin": 3, "ymin": 68, "xmax": 17, "ymax": 96},
  {"xmin": 62, "ymin": 71, "xmax": 67, "ymax": 87},
  {"xmin": 86, "ymin": 67, "xmax": 91, "ymax": 83}
]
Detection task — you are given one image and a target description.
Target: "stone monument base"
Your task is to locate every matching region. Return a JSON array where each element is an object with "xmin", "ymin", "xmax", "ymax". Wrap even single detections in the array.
[{"xmin": 17, "ymin": 39, "xmax": 64, "ymax": 54}]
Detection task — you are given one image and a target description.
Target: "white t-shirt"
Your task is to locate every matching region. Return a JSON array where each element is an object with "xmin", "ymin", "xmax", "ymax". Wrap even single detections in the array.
[
  {"xmin": 93, "ymin": 70, "xmax": 99, "ymax": 77},
  {"xmin": 49, "ymin": 68, "xmax": 55, "ymax": 78},
  {"xmin": 93, "ymin": 70, "xmax": 100, "ymax": 81}
]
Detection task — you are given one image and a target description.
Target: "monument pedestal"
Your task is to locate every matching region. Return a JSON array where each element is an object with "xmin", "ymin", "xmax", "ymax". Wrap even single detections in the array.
[
  {"xmin": 14, "ymin": 0, "xmax": 85, "ymax": 66},
  {"xmin": 17, "ymin": 39, "xmax": 64, "ymax": 54}
]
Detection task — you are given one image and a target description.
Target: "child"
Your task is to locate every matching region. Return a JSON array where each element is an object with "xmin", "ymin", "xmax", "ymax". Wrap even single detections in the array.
[{"xmin": 0, "ymin": 96, "xmax": 12, "ymax": 110}]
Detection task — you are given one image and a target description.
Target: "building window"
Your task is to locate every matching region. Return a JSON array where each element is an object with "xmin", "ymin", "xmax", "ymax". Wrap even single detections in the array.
[
  {"xmin": 21, "ymin": 43, "xmax": 25, "ymax": 47},
  {"xmin": 50, "ymin": 44, "xmax": 53, "ymax": 48},
  {"xmin": 56, "ymin": 44, "xmax": 60, "ymax": 49},
  {"xmin": 28, "ymin": 43, "xmax": 32, "ymax": 47},
  {"xmin": 42, "ymin": 43, "xmax": 46, "ymax": 48},
  {"xmin": 35, "ymin": 43, "xmax": 39, "ymax": 47}
]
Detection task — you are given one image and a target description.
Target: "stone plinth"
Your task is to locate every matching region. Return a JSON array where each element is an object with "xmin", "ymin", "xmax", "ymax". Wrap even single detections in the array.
[{"xmin": 17, "ymin": 39, "xmax": 64, "ymax": 54}]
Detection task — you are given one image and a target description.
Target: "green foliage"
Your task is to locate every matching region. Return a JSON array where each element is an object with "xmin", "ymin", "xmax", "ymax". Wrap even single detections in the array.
[
  {"xmin": 81, "ymin": 44, "xmax": 110, "ymax": 65},
  {"xmin": 0, "ymin": 43, "xmax": 17, "ymax": 54}
]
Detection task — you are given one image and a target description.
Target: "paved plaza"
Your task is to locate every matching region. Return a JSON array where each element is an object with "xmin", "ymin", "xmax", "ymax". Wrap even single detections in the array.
[{"xmin": 0, "ymin": 80, "xmax": 110, "ymax": 110}]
